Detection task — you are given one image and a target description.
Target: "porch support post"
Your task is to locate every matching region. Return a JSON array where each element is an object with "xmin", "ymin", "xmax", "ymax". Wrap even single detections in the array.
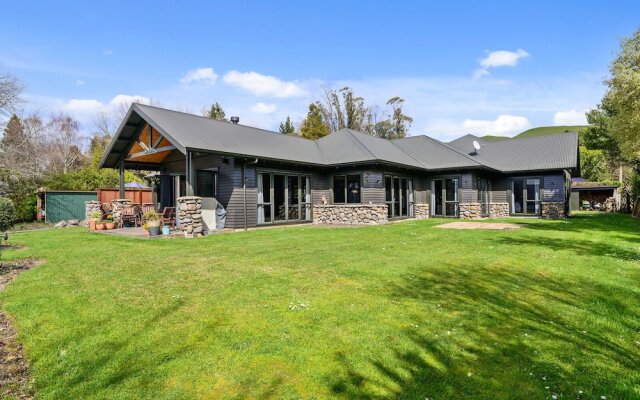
[
  {"xmin": 119, "ymin": 159, "xmax": 125, "ymax": 198},
  {"xmin": 185, "ymin": 151, "xmax": 194, "ymax": 196}
]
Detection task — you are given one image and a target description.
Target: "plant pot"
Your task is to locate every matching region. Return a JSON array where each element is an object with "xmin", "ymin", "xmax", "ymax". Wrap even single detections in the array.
[
  {"xmin": 147, "ymin": 226, "xmax": 161, "ymax": 236},
  {"xmin": 89, "ymin": 220, "xmax": 96, "ymax": 230},
  {"xmin": 95, "ymin": 223, "xmax": 106, "ymax": 231},
  {"xmin": 105, "ymin": 222, "xmax": 116, "ymax": 230}
]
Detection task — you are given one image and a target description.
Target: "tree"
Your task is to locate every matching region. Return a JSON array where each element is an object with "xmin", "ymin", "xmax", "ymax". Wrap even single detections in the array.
[
  {"xmin": 310, "ymin": 87, "xmax": 413, "ymax": 139},
  {"xmin": 47, "ymin": 114, "xmax": 85, "ymax": 174},
  {"xmin": 204, "ymin": 102, "xmax": 228, "ymax": 121},
  {"xmin": 279, "ymin": 116, "xmax": 295, "ymax": 134},
  {"xmin": 601, "ymin": 28, "xmax": 640, "ymax": 167},
  {"xmin": 579, "ymin": 146, "xmax": 609, "ymax": 181},
  {"xmin": 0, "ymin": 73, "xmax": 23, "ymax": 116},
  {"xmin": 300, "ymin": 104, "xmax": 329, "ymax": 139},
  {"xmin": 376, "ymin": 97, "xmax": 413, "ymax": 139}
]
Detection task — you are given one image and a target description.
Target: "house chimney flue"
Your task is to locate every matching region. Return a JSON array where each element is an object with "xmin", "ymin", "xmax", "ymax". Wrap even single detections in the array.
[{"xmin": 231, "ymin": 116, "xmax": 240, "ymax": 124}]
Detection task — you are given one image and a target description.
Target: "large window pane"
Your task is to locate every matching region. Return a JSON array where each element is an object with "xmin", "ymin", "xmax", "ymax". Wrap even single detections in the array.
[
  {"xmin": 445, "ymin": 179, "xmax": 458, "ymax": 202},
  {"xmin": 288, "ymin": 175, "xmax": 300, "ymax": 220},
  {"xmin": 385, "ymin": 176, "xmax": 392, "ymax": 202},
  {"xmin": 195, "ymin": 170, "xmax": 215, "ymax": 197},
  {"xmin": 257, "ymin": 173, "xmax": 271, "ymax": 224},
  {"xmin": 433, "ymin": 180, "xmax": 443, "ymax": 216},
  {"xmin": 333, "ymin": 175, "xmax": 346, "ymax": 203},
  {"xmin": 274, "ymin": 174, "xmax": 286, "ymax": 221},
  {"xmin": 347, "ymin": 175, "xmax": 361, "ymax": 203},
  {"xmin": 400, "ymin": 178, "xmax": 407, "ymax": 216},
  {"xmin": 513, "ymin": 180, "xmax": 524, "ymax": 214}
]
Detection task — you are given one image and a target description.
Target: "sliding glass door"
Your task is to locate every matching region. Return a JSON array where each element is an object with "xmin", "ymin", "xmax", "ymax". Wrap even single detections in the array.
[
  {"xmin": 385, "ymin": 176, "xmax": 414, "ymax": 219},
  {"xmin": 432, "ymin": 178, "xmax": 458, "ymax": 217},
  {"xmin": 477, "ymin": 178, "xmax": 490, "ymax": 217},
  {"xmin": 257, "ymin": 172, "xmax": 311, "ymax": 224},
  {"xmin": 512, "ymin": 178, "xmax": 540, "ymax": 215}
]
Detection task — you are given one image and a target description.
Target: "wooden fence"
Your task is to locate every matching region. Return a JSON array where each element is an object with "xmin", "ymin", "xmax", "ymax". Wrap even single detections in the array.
[{"xmin": 96, "ymin": 188, "xmax": 153, "ymax": 205}]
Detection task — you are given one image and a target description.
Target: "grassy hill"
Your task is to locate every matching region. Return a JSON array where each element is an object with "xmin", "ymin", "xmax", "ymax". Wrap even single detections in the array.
[{"xmin": 482, "ymin": 125, "xmax": 588, "ymax": 141}]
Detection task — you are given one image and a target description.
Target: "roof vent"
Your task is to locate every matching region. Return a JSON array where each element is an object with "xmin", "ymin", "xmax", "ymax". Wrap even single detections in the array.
[{"xmin": 230, "ymin": 116, "xmax": 240, "ymax": 124}]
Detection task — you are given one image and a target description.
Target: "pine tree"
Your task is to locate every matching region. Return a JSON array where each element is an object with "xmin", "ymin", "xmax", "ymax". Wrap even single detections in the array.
[
  {"xmin": 1, "ymin": 114, "xmax": 23, "ymax": 147},
  {"xmin": 300, "ymin": 104, "xmax": 329, "ymax": 139},
  {"xmin": 205, "ymin": 102, "xmax": 228, "ymax": 121},
  {"xmin": 279, "ymin": 116, "xmax": 295, "ymax": 134}
]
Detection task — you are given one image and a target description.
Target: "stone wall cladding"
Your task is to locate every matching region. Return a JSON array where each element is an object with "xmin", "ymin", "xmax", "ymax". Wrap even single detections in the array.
[
  {"xmin": 111, "ymin": 199, "xmax": 132, "ymax": 224},
  {"xmin": 84, "ymin": 200, "xmax": 101, "ymax": 220},
  {"xmin": 178, "ymin": 196, "xmax": 204, "ymax": 237},
  {"xmin": 489, "ymin": 203, "xmax": 510, "ymax": 218},
  {"xmin": 542, "ymin": 202, "xmax": 565, "ymax": 219},
  {"xmin": 313, "ymin": 204, "xmax": 388, "ymax": 225},
  {"xmin": 414, "ymin": 203, "xmax": 429, "ymax": 219},
  {"xmin": 459, "ymin": 202, "xmax": 482, "ymax": 219}
]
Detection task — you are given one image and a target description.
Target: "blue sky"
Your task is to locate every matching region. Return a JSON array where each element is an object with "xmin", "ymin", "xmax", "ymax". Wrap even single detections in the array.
[{"xmin": 1, "ymin": 1, "xmax": 638, "ymax": 140}]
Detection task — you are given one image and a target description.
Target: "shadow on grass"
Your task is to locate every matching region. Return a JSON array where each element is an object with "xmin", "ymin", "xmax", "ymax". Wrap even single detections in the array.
[
  {"xmin": 330, "ymin": 253, "xmax": 640, "ymax": 399},
  {"xmin": 522, "ymin": 212, "xmax": 640, "ymax": 236}
]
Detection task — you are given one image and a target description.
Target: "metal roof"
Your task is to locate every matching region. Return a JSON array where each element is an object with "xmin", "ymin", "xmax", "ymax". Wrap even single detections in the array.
[
  {"xmin": 100, "ymin": 104, "xmax": 579, "ymax": 173},
  {"xmin": 447, "ymin": 133, "xmax": 579, "ymax": 172}
]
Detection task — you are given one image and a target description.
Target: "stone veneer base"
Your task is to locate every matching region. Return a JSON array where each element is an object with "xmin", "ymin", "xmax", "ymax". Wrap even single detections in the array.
[
  {"xmin": 177, "ymin": 196, "xmax": 204, "ymax": 237},
  {"xmin": 542, "ymin": 202, "xmax": 565, "ymax": 219},
  {"xmin": 414, "ymin": 203, "xmax": 429, "ymax": 219},
  {"xmin": 313, "ymin": 204, "xmax": 388, "ymax": 225}
]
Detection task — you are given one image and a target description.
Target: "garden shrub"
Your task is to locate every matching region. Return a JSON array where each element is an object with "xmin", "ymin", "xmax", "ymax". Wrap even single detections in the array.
[
  {"xmin": 0, "ymin": 197, "xmax": 16, "ymax": 231},
  {"xmin": 12, "ymin": 193, "xmax": 37, "ymax": 222}
]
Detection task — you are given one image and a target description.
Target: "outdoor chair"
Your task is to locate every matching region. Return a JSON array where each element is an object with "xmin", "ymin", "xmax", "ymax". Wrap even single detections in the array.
[
  {"xmin": 101, "ymin": 203, "xmax": 112, "ymax": 214},
  {"xmin": 142, "ymin": 203, "xmax": 155, "ymax": 216},
  {"xmin": 160, "ymin": 207, "xmax": 176, "ymax": 228},
  {"xmin": 119, "ymin": 205, "xmax": 141, "ymax": 228}
]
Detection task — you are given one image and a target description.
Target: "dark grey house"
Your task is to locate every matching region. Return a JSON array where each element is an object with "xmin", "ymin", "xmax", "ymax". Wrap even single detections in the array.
[{"xmin": 99, "ymin": 104, "xmax": 579, "ymax": 233}]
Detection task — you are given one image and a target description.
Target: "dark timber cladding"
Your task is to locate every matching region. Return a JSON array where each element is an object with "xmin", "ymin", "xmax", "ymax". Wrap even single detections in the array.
[{"xmin": 99, "ymin": 103, "xmax": 580, "ymax": 227}]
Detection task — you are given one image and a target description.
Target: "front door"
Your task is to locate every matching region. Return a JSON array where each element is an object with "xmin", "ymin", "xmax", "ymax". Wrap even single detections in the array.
[{"xmin": 257, "ymin": 172, "xmax": 311, "ymax": 224}]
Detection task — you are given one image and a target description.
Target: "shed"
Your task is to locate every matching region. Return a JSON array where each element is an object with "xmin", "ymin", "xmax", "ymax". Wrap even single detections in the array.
[
  {"xmin": 41, "ymin": 191, "xmax": 97, "ymax": 223},
  {"xmin": 570, "ymin": 183, "xmax": 619, "ymax": 211}
]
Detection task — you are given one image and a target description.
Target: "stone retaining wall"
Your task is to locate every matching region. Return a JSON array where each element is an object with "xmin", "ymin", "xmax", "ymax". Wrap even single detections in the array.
[
  {"xmin": 84, "ymin": 200, "xmax": 101, "ymax": 221},
  {"xmin": 489, "ymin": 202, "xmax": 510, "ymax": 218},
  {"xmin": 459, "ymin": 202, "xmax": 482, "ymax": 219},
  {"xmin": 414, "ymin": 203, "xmax": 429, "ymax": 219},
  {"xmin": 111, "ymin": 199, "xmax": 132, "ymax": 224},
  {"xmin": 313, "ymin": 204, "xmax": 388, "ymax": 225},
  {"xmin": 178, "ymin": 196, "xmax": 204, "ymax": 237},
  {"xmin": 542, "ymin": 202, "xmax": 565, "ymax": 219}
]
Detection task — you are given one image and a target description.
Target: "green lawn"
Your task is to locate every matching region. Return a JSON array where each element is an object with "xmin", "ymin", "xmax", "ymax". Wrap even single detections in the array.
[{"xmin": 2, "ymin": 213, "xmax": 639, "ymax": 399}]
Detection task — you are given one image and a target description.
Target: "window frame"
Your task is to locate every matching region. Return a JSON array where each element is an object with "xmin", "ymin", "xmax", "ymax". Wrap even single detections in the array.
[
  {"xmin": 331, "ymin": 174, "xmax": 362, "ymax": 204},
  {"xmin": 194, "ymin": 168, "xmax": 217, "ymax": 198}
]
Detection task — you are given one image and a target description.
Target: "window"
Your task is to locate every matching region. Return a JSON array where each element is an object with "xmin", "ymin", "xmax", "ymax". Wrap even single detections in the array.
[
  {"xmin": 333, "ymin": 174, "xmax": 361, "ymax": 204},
  {"xmin": 195, "ymin": 169, "xmax": 216, "ymax": 198}
]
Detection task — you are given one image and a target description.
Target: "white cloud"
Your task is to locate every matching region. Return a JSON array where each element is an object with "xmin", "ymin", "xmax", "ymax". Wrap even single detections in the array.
[
  {"xmin": 462, "ymin": 114, "xmax": 531, "ymax": 136},
  {"xmin": 75, "ymin": 80, "xmax": 86, "ymax": 86},
  {"xmin": 474, "ymin": 49, "xmax": 529, "ymax": 78},
  {"xmin": 63, "ymin": 99, "xmax": 104, "ymax": 114},
  {"xmin": 223, "ymin": 70, "xmax": 308, "ymax": 98},
  {"xmin": 180, "ymin": 67, "xmax": 218, "ymax": 85},
  {"xmin": 108, "ymin": 94, "xmax": 151, "ymax": 107},
  {"xmin": 249, "ymin": 102, "xmax": 278, "ymax": 114},
  {"xmin": 553, "ymin": 109, "xmax": 587, "ymax": 125},
  {"xmin": 103, "ymin": 49, "xmax": 114, "ymax": 56}
]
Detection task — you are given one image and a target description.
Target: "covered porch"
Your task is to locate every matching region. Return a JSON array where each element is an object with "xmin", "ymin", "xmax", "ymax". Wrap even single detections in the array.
[{"xmin": 99, "ymin": 105, "xmax": 221, "ymax": 236}]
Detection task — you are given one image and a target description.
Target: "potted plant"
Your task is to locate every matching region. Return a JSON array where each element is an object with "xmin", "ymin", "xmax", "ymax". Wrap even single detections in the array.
[
  {"xmin": 104, "ymin": 215, "xmax": 115, "ymax": 230},
  {"xmin": 144, "ymin": 210, "xmax": 161, "ymax": 236},
  {"xmin": 88, "ymin": 211, "xmax": 102, "ymax": 230}
]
